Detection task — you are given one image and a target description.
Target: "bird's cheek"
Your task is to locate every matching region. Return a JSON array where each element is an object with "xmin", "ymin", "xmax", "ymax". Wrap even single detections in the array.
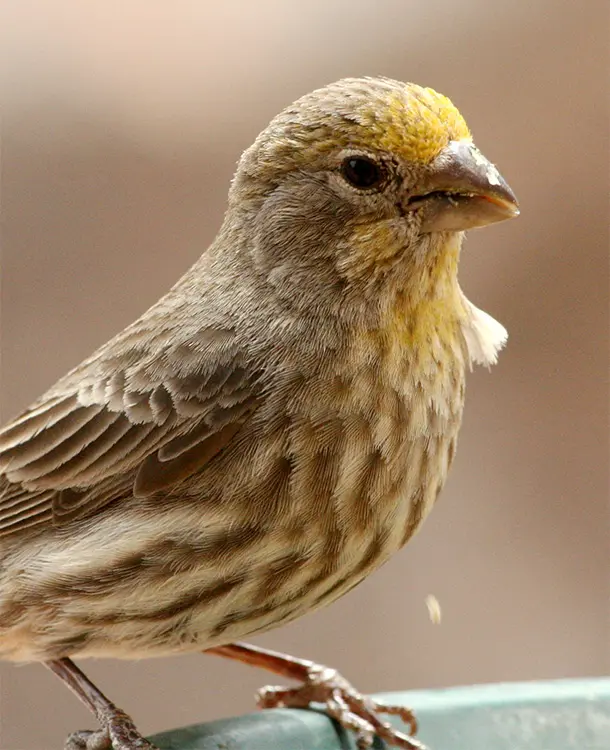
[{"xmin": 336, "ymin": 220, "xmax": 410, "ymax": 283}]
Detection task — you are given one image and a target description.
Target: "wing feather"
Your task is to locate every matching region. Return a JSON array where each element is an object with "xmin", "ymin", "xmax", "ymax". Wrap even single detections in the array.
[{"xmin": 0, "ymin": 325, "xmax": 261, "ymax": 537}]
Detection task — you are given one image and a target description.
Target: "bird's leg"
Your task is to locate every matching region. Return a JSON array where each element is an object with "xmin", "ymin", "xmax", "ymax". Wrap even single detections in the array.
[
  {"xmin": 44, "ymin": 658, "xmax": 157, "ymax": 750},
  {"xmin": 206, "ymin": 642, "xmax": 426, "ymax": 750}
]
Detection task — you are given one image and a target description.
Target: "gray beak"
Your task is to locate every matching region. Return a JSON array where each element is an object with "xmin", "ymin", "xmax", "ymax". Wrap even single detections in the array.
[{"xmin": 410, "ymin": 140, "xmax": 519, "ymax": 233}]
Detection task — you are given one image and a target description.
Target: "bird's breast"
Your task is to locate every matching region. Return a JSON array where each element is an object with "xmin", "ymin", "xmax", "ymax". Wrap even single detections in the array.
[
  {"xmin": 225, "ymin": 324, "xmax": 469, "ymax": 620},
  {"xmin": 286, "ymin": 330, "xmax": 467, "ymax": 558}
]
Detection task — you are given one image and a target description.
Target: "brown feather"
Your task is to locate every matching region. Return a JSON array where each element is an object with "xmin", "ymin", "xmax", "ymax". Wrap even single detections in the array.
[
  {"xmin": 134, "ymin": 418, "xmax": 247, "ymax": 498},
  {"xmin": 0, "ymin": 336, "xmax": 261, "ymax": 535}
]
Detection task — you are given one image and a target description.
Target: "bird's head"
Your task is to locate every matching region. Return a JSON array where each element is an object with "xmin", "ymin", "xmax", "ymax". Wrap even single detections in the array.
[{"xmin": 228, "ymin": 77, "xmax": 518, "ymax": 320}]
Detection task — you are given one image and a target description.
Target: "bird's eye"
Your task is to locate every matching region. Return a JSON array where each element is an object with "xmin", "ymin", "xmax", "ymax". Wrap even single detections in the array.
[{"xmin": 340, "ymin": 156, "xmax": 385, "ymax": 190}]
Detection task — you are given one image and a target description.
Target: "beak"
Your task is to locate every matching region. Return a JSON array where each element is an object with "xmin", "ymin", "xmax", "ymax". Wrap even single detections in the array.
[{"xmin": 411, "ymin": 140, "xmax": 520, "ymax": 233}]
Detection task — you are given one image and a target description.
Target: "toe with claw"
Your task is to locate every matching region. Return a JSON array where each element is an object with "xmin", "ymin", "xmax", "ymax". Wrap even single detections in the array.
[
  {"xmin": 208, "ymin": 642, "xmax": 427, "ymax": 750},
  {"xmin": 65, "ymin": 729, "xmax": 113, "ymax": 750},
  {"xmin": 256, "ymin": 663, "xmax": 427, "ymax": 750},
  {"xmin": 64, "ymin": 717, "xmax": 157, "ymax": 750}
]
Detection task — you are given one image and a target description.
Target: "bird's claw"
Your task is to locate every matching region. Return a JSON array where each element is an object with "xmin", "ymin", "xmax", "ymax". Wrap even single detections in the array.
[
  {"xmin": 256, "ymin": 664, "xmax": 427, "ymax": 750},
  {"xmin": 64, "ymin": 711, "xmax": 158, "ymax": 750},
  {"xmin": 65, "ymin": 729, "xmax": 112, "ymax": 750}
]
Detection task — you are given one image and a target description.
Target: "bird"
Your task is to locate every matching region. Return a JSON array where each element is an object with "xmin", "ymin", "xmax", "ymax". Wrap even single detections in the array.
[{"xmin": 0, "ymin": 77, "xmax": 518, "ymax": 750}]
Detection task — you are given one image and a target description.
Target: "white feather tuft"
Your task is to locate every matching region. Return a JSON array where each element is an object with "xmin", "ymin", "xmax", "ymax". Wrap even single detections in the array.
[{"xmin": 462, "ymin": 300, "xmax": 508, "ymax": 368}]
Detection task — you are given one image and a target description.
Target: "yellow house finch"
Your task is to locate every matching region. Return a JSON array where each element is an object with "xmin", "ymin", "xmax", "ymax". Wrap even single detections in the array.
[{"xmin": 0, "ymin": 77, "xmax": 518, "ymax": 750}]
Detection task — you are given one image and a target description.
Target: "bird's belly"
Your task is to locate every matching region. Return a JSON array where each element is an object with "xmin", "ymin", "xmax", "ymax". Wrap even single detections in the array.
[{"xmin": 0, "ymin": 418, "xmax": 458, "ymax": 663}]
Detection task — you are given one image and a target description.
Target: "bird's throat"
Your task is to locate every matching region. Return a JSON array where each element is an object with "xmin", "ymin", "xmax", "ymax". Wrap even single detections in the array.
[{"xmin": 382, "ymin": 234, "xmax": 466, "ymax": 359}]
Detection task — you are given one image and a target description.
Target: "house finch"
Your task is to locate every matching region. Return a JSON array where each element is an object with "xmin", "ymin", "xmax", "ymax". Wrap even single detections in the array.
[{"xmin": 0, "ymin": 77, "xmax": 518, "ymax": 750}]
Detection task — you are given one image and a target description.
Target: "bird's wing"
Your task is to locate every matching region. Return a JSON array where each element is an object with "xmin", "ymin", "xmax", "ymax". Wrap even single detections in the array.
[{"xmin": 0, "ymin": 325, "xmax": 261, "ymax": 537}]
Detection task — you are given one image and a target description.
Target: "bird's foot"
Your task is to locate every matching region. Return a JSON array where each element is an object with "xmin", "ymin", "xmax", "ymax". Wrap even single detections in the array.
[
  {"xmin": 45, "ymin": 659, "xmax": 157, "ymax": 750},
  {"xmin": 257, "ymin": 663, "xmax": 426, "ymax": 750},
  {"xmin": 64, "ymin": 710, "xmax": 157, "ymax": 750},
  {"xmin": 65, "ymin": 729, "xmax": 112, "ymax": 750}
]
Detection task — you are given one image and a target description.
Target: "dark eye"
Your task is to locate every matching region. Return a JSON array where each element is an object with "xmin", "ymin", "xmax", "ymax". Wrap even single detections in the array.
[{"xmin": 341, "ymin": 156, "xmax": 385, "ymax": 190}]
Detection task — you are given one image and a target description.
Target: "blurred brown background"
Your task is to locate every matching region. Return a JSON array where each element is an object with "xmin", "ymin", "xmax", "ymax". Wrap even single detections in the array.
[{"xmin": 1, "ymin": 1, "xmax": 608, "ymax": 748}]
